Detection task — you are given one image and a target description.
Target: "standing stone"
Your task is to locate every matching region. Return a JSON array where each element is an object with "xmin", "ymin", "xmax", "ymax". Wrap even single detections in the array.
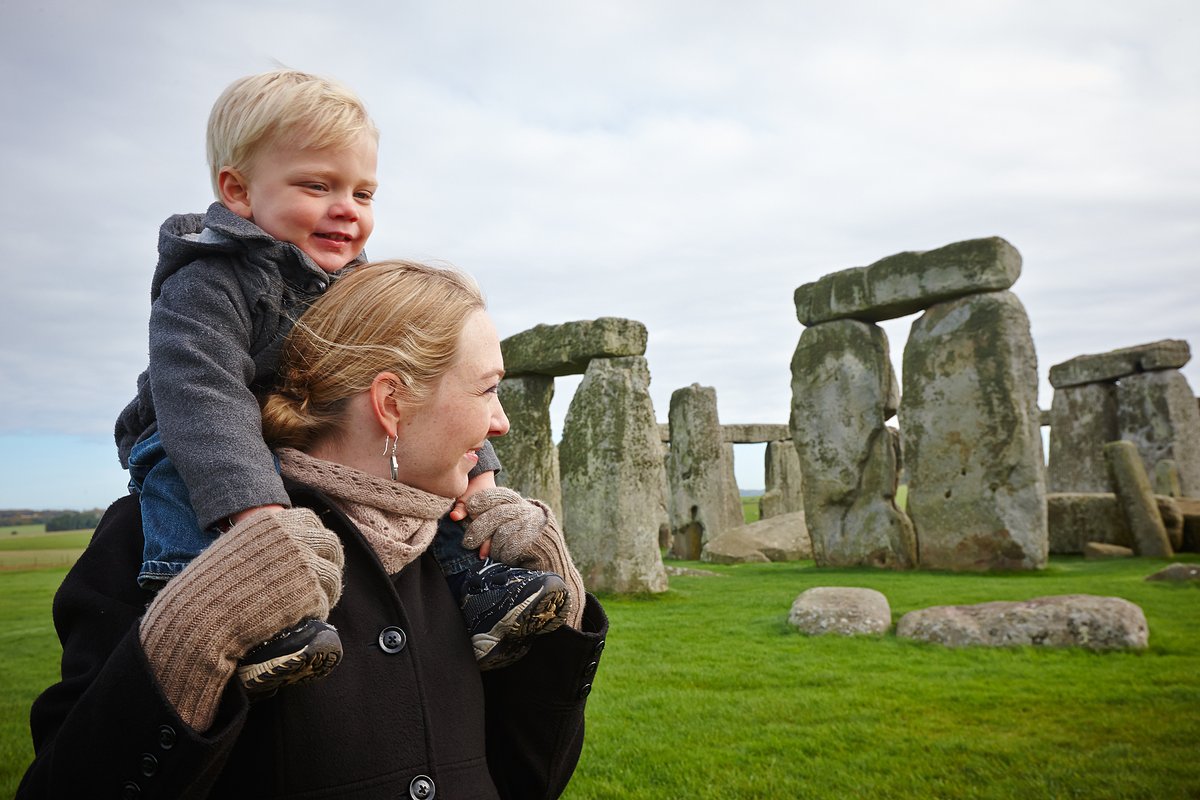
[
  {"xmin": 760, "ymin": 439, "xmax": 805, "ymax": 520},
  {"xmin": 1154, "ymin": 460, "xmax": 1182, "ymax": 498},
  {"xmin": 1116, "ymin": 370, "xmax": 1200, "ymax": 496},
  {"xmin": 560, "ymin": 356, "xmax": 669, "ymax": 593},
  {"xmin": 666, "ymin": 384, "xmax": 743, "ymax": 559},
  {"xmin": 790, "ymin": 319, "xmax": 916, "ymax": 568},
  {"xmin": 1046, "ymin": 382, "xmax": 1118, "ymax": 493},
  {"xmin": 493, "ymin": 374, "xmax": 562, "ymax": 520},
  {"xmin": 901, "ymin": 290, "xmax": 1047, "ymax": 571},
  {"xmin": 1103, "ymin": 441, "xmax": 1172, "ymax": 557}
]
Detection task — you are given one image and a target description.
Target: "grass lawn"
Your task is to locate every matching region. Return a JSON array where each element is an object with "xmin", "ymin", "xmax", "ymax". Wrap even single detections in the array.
[{"xmin": 5, "ymin": 544, "xmax": 1198, "ymax": 798}]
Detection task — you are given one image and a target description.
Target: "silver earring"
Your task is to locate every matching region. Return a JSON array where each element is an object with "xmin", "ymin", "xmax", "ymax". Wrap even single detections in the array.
[{"xmin": 387, "ymin": 436, "xmax": 399, "ymax": 481}]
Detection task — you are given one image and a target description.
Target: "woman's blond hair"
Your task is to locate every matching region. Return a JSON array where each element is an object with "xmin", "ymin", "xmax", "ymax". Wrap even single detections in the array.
[
  {"xmin": 206, "ymin": 68, "xmax": 378, "ymax": 197},
  {"xmin": 261, "ymin": 260, "xmax": 486, "ymax": 450}
]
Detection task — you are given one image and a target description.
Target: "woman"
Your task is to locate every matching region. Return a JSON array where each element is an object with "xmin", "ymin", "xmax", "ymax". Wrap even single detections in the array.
[{"xmin": 18, "ymin": 261, "xmax": 607, "ymax": 799}]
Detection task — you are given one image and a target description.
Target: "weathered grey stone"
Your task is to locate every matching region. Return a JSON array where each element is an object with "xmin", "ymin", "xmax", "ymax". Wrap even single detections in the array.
[
  {"xmin": 1046, "ymin": 383, "xmax": 1118, "ymax": 493},
  {"xmin": 1047, "ymin": 493, "xmax": 1183, "ymax": 554},
  {"xmin": 790, "ymin": 319, "xmax": 915, "ymax": 568},
  {"xmin": 701, "ymin": 511, "xmax": 811, "ymax": 564},
  {"xmin": 1104, "ymin": 441, "xmax": 1172, "ymax": 558},
  {"xmin": 501, "ymin": 317, "xmax": 648, "ymax": 377},
  {"xmin": 788, "ymin": 587, "xmax": 892, "ymax": 636},
  {"xmin": 794, "ymin": 237, "xmax": 1021, "ymax": 326},
  {"xmin": 1116, "ymin": 370, "xmax": 1200, "ymax": 496},
  {"xmin": 760, "ymin": 439, "xmax": 804, "ymax": 519},
  {"xmin": 1154, "ymin": 459, "xmax": 1182, "ymax": 498},
  {"xmin": 1048, "ymin": 339, "xmax": 1191, "ymax": 389},
  {"xmin": 901, "ymin": 291, "xmax": 1047, "ymax": 571},
  {"xmin": 1175, "ymin": 497, "xmax": 1200, "ymax": 552},
  {"xmin": 659, "ymin": 423, "xmax": 792, "ymax": 444},
  {"xmin": 559, "ymin": 356, "xmax": 668, "ymax": 593},
  {"xmin": 665, "ymin": 384, "xmax": 743, "ymax": 559},
  {"xmin": 493, "ymin": 375, "xmax": 562, "ymax": 520},
  {"xmin": 1084, "ymin": 542, "xmax": 1133, "ymax": 560},
  {"xmin": 1158, "ymin": 496, "xmax": 1184, "ymax": 552},
  {"xmin": 723, "ymin": 424, "xmax": 790, "ymax": 443},
  {"xmin": 1145, "ymin": 563, "xmax": 1200, "ymax": 582},
  {"xmin": 896, "ymin": 595, "xmax": 1149, "ymax": 650}
]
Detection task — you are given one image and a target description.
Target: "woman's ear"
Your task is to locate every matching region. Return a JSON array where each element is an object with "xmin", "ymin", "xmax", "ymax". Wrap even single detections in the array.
[
  {"xmin": 218, "ymin": 167, "xmax": 254, "ymax": 220},
  {"xmin": 368, "ymin": 372, "xmax": 407, "ymax": 435}
]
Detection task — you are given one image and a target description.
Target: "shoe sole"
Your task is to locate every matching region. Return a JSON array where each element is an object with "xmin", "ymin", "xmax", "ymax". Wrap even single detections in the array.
[
  {"xmin": 473, "ymin": 584, "xmax": 569, "ymax": 670},
  {"xmin": 236, "ymin": 627, "xmax": 343, "ymax": 693}
]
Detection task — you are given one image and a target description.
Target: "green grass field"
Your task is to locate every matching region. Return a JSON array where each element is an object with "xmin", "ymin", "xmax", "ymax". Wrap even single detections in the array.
[{"xmin": 4, "ymin": 534, "xmax": 1198, "ymax": 798}]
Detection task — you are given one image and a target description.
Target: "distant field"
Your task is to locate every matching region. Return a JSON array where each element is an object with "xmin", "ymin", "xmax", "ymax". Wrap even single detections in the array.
[{"xmin": 0, "ymin": 529, "xmax": 92, "ymax": 570}]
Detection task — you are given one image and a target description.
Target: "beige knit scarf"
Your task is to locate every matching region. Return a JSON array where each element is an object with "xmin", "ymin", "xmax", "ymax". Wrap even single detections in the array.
[{"xmin": 277, "ymin": 448, "xmax": 455, "ymax": 575}]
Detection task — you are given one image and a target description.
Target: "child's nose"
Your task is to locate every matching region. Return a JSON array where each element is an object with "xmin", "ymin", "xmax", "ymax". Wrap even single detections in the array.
[{"xmin": 329, "ymin": 194, "xmax": 359, "ymax": 219}]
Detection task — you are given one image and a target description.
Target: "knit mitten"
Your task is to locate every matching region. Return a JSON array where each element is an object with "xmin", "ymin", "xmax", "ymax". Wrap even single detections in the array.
[
  {"xmin": 139, "ymin": 507, "xmax": 344, "ymax": 731},
  {"xmin": 463, "ymin": 488, "xmax": 585, "ymax": 629}
]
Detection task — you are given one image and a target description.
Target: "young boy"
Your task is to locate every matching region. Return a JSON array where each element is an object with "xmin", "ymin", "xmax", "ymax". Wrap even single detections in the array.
[{"xmin": 115, "ymin": 69, "xmax": 567, "ymax": 691}]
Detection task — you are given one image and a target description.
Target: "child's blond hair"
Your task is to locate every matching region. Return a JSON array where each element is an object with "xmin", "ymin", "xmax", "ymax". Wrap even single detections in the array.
[{"xmin": 206, "ymin": 69, "xmax": 378, "ymax": 197}]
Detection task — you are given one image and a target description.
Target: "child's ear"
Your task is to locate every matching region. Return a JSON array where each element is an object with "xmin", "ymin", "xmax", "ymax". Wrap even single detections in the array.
[{"xmin": 218, "ymin": 167, "xmax": 254, "ymax": 220}]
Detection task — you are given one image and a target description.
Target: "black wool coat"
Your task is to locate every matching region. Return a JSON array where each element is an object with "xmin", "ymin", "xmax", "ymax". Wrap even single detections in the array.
[{"xmin": 17, "ymin": 479, "xmax": 608, "ymax": 799}]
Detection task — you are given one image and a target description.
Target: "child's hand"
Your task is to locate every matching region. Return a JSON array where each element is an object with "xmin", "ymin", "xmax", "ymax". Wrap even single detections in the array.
[{"xmin": 451, "ymin": 470, "xmax": 497, "ymax": 557}]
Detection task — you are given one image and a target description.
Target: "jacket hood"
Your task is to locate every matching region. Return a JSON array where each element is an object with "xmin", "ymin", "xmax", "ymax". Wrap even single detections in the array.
[{"xmin": 150, "ymin": 202, "xmax": 361, "ymax": 301}]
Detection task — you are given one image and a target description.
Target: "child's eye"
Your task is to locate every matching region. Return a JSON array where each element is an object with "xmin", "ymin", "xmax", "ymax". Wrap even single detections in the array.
[
  {"xmin": 303, "ymin": 182, "xmax": 327, "ymax": 192},
  {"xmin": 354, "ymin": 190, "xmax": 374, "ymax": 202}
]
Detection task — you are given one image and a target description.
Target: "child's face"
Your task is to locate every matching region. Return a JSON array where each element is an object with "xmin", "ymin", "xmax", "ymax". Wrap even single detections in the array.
[{"xmin": 224, "ymin": 131, "xmax": 378, "ymax": 274}]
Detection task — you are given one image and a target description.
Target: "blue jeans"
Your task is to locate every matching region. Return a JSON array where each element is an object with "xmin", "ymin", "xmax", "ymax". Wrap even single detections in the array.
[
  {"xmin": 127, "ymin": 431, "xmax": 216, "ymax": 590},
  {"xmin": 431, "ymin": 516, "xmax": 485, "ymax": 576}
]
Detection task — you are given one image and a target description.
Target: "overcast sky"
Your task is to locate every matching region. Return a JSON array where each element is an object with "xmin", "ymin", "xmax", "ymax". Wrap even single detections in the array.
[{"xmin": 1, "ymin": 1, "xmax": 1197, "ymax": 509}]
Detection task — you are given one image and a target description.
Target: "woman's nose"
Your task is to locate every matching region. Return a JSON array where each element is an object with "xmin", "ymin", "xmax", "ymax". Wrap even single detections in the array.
[{"xmin": 490, "ymin": 402, "xmax": 510, "ymax": 437}]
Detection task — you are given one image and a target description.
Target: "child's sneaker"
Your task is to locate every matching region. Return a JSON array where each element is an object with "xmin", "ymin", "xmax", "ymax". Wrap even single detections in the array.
[
  {"xmin": 236, "ymin": 618, "xmax": 342, "ymax": 693},
  {"xmin": 452, "ymin": 561, "xmax": 570, "ymax": 670}
]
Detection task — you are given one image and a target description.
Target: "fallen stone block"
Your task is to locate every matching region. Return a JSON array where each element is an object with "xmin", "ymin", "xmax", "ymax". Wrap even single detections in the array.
[
  {"xmin": 794, "ymin": 237, "xmax": 1021, "ymax": 326},
  {"xmin": 701, "ymin": 511, "xmax": 811, "ymax": 564},
  {"xmin": 502, "ymin": 317, "xmax": 647, "ymax": 377},
  {"xmin": 788, "ymin": 587, "xmax": 892, "ymax": 636},
  {"xmin": 896, "ymin": 595, "xmax": 1148, "ymax": 650},
  {"xmin": 1048, "ymin": 492, "xmax": 1184, "ymax": 553},
  {"xmin": 1048, "ymin": 339, "xmax": 1191, "ymax": 389},
  {"xmin": 1083, "ymin": 542, "xmax": 1133, "ymax": 560}
]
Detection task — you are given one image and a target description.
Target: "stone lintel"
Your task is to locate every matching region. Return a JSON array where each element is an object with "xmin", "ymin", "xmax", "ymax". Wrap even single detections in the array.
[
  {"xmin": 793, "ymin": 237, "xmax": 1021, "ymax": 326},
  {"xmin": 659, "ymin": 423, "xmax": 791, "ymax": 443},
  {"xmin": 501, "ymin": 317, "xmax": 647, "ymax": 377},
  {"xmin": 1048, "ymin": 339, "xmax": 1191, "ymax": 388}
]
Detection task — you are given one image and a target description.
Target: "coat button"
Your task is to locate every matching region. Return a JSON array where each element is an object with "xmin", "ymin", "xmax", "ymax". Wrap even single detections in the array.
[
  {"xmin": 593, "ymin": 639, "xmax": 605, "ymax": 657},
  {"xmin": 578, "ymin": 683, "xmax": 593, "ymax": 699},
  {"xmin": 409, "ymin": 774, "xmax": 436, "ymax": 799},
  {"xmin": 140, "ymin": 753, "xmax": 158, "ymax": 777},
  {"xmin": 120, "ymin": 781, "xmax": 141, "ymax": 799},
  {"xmin": 158, "ymin": 724, "xmax": 177, "ymax": 750},
  {"xmin": 379, "ymin": 626, "xmax": 407, "ymax": 654},
  {"xmin": 582, "ymin": 660, "xmax": 599, "ymax": 680}
]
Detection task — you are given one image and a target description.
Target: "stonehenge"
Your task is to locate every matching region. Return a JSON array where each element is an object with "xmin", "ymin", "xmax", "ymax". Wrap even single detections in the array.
[
  {"xmin": 494, "ymin": 318, "xmax": 668, "ymax": 594},
  {"xmin": 791, "ymin": 236, "xmax": 1045, "ymax": 571},
  {"xmin": 489, "ymin": 238, "xmax": 1196, "ymax": 594}
]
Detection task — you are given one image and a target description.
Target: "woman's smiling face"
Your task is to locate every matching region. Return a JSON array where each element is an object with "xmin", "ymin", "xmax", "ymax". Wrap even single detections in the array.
[{"xmin": 392, "ymin": 309, "xmax": 510, "ymax": 497}]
